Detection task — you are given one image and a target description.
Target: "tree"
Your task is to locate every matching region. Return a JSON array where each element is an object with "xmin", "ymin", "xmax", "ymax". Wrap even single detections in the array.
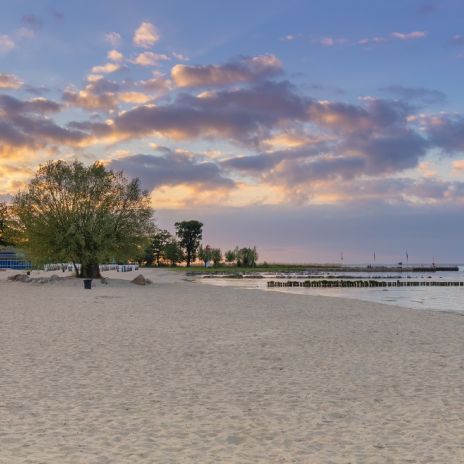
[
  {"xmin": 211, "ymin": 248, "xmax": 222, "ymax": 266},
  {"xmin": 236, "ymin": 246, "xmax": 258, "ymax": 267},
  {"xmin": 175, "ymin": 220, "xmax": 203, "ymax": 267},
  {"xmin": 11, "ymin": 160, "xmax": 154, "ymax": 278},
  {"xmin": 0, "ymin": 202, "xmax": 11, "ymax": 247},
  {"xmin": 198, "ymin": 244, "xmax": 213, "ymax": 267},
  {"xmin": 152, "ymin": 228, "xmax": 172, "ymax": 266},
  {"xmin": 164, "ymin": 240, "xmax": 184, "ymax": 266},
  {"xmin": 224, "ymin": 249, "xmax": 236, "ymax": 265}
]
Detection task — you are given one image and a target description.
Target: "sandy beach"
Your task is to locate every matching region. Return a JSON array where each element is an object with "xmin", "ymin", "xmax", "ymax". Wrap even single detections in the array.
[{"xmin": 0, "ymin": 268, "xmax": 463, "ymax": 463}]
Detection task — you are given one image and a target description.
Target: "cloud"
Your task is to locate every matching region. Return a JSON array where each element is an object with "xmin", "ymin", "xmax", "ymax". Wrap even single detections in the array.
[
  {"xmin": 281, "ymin": 34, "xmax": 297, "ymax": 42},
  {"xmin": 317, "ymin": 37, "xmax": 347, "ymax": 46},
  {"xmin": 62, "ymin": 78, "xmax": 120, "ymax": 110},
  {"xmin": 449, "ymin": 34, "xmax": 464, "ymax": 46},
  {"xmin": 21, "ymin": 14, "xmax": 43, "ymax": 32},
  {"xmin": 380, "ymin": 85, "xmax": 446, "ymax": 105},
  {"xmin": 138, "ymin": 76, "xmax": 171, "ymax": 95},
  {"xmin": 0, "ymin": 73, "xmax": 23, "ymax": 89},
  {"xmin": 133, "ymin": 22, "xmax": 159, "ymax": 48},
  {"xmin": 218, "ymin": 97, "xmax": 428, "ymax": 185},
  {"xmin": 0, "ymin": 94, "xmax": 85, "ymax": 157},
  {"xmin": 117, "ymin": 92, "xmax": 152, "ymax": 104},
  {"xmin": 63, "ymin": 74, "xmax": 171, "ymax": 111},
  {"xmin": 50, "ymin": 9, "xmax": 64, "ymax": 21},
  {"xmin": 95, "ymin": 80, "xmax": 309, "ymax": 145},
  {"xmin": 0, "ymin": 35, "xmax": 15, "ymax": 53},
  {"xmin": 105, "ymin": 32, "xmax": 121, "ymax": 47},
  {"xmin": 133, "ymin": 51, "xmax": 170, "ymax": 66},
  {"xmin": 391, "ymin": 31, "xmax": 427, "ymax": 40},
  {"xmin": 0, "ymin": 95, "xmax": 61, "ymax": 114},
  {"xmin": 108, "ymin": 148, "xmax": 235, "ymax": 191},
  {"xmin": 417, "ymin": 2, "xmax": 438, "ymax": 16},
  {"xmin": 357, "ymin": 36, "xmax": 387, "ymax": 46},
  {"xmin": 171, "ymin": 54, "xmax": 282, "ymax": 88},
  {"xmin": 425, "ymin": 115, "xmax": 464, "ymax": 153},
  {"xmin": 107, "ymin": 50, "xmax": 124, "ymax": 62},
  {"xmin": 172, "ymin": 52, "xmax": 189, "ymax": 61},
  {"xmin": 91, "ymin": 62, "xmax": 121, "ymax": 74},
  {"xmin": 453, "ymin": 159, "xmax": 464, "ymax": 170}
]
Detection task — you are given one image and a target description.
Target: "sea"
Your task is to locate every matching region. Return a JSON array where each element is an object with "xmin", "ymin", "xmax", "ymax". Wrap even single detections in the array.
[{"xmin": 199, "ymin": 266, "xmax": 464, "ymax": 314}]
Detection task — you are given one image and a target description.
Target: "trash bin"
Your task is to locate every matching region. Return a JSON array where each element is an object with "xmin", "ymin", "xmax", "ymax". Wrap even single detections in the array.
[{"xmin": 83, "ymin": 279, "xmax": 92, "ymax": 289}]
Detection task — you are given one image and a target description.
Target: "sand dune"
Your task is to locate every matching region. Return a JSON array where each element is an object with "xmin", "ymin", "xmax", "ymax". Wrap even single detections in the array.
[{"xmin": 0, "ymin": 268, "xmax": 463, "ymax": 463}]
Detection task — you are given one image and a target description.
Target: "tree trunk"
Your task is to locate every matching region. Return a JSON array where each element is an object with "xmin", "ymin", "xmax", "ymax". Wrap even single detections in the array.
[
  {"xmin": 186, "ymin": 253, "xmax": 191, "ymax": 267},
  {"xmin": 79, "ymin": 262, "xmax": 102, "ymax": 278}
]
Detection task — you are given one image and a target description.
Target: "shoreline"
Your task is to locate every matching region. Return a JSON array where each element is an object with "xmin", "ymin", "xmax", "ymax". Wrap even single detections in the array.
[{"xmin": 1, "ymin": 268, "xmax": 463, "ymax": 462}]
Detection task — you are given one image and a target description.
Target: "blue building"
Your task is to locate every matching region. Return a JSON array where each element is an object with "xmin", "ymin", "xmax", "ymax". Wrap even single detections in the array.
[{"xmin": 0, "ymin": 248, "xmax": 32, "ymax": 270}]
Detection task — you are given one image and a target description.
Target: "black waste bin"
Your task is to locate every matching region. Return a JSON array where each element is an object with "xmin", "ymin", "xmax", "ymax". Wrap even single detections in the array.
[{"xmin": 83, "ymin": 279, "xmax": 92, "ymax": 289}]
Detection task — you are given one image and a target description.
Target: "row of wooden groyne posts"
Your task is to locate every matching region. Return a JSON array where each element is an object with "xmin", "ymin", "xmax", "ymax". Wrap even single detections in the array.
[{"xmin": 267, "ymin": 280, "xmax": 464, "ymax": 288}]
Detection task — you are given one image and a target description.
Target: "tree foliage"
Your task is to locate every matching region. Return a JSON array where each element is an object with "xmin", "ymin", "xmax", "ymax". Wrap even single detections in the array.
[
  {"xmin": 210, "ymin": 247, "xmax": 222, "ymax": 266},
  {"xmin": 11, "ymin": 160, "xmax": 154, "ymax": 278},
  {"xmin": 236, "ymin": 246, "xmax": 258, "ymax": 267},
  {"xmin": 224, "ymin": 249, "xmax": 236, "ymax": 264},
  {"xmin": 198, "ymin": 244, "xmax": 213, "ymax": 267},
  {"xmin": 164, "ymin": 239, "xmax": 184, "ymax": 266},
  {"xmin": 0, "ymin": 202, "xmax": 11, "ymax": 247},
  {"xmin": 152, "ymin": 228, "xmax": 172, "ymax": 266},
  {"xmin": 175, "ymin": 220, "xmax": 203, "ymax": 267}
]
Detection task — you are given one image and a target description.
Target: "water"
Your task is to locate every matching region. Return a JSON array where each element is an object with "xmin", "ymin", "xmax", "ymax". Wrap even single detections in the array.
[{"xmin": 199, "ymin": 268, "xmax": 464, "ymax": 313}]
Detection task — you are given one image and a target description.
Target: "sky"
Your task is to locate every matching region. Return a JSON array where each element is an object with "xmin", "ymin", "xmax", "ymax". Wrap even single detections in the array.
[{"xmin": 1, "ymin": 0, "xmax": 464, "ymax": 263}]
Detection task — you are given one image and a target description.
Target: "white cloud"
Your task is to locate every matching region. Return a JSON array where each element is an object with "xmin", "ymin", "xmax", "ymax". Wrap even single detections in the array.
[
  {"xmin": 105, "ymin": 32, "xmax": 122, "ymax": 46},
  {"xmin": 0, "ymin": 35, "xmax": 15, "ymax": 53},
  {"xmin": 391, "ymin": 31, "xmax": 427, "ymax": 40},
  {"xmin": 172, "ymin": 52, "xmax": 189, "ymax": 61},
  {"xmin": 133, "ymin": 21, "xmax": 159, "ymax": 48},
  {"xmin": 134, "ymin": 51, "xmax": 169, "ymax": 66}
]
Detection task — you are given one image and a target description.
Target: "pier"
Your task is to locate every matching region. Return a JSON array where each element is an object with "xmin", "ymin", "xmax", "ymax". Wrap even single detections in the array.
[{"xmin": 267, "ymin": 280, "xmax": 464, "ymax": 288}]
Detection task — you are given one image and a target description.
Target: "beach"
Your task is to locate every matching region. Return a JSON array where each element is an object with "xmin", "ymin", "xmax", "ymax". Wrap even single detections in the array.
[{"xmin": 0, "ymin": 268, "xmax": 463, "ymax": 463}]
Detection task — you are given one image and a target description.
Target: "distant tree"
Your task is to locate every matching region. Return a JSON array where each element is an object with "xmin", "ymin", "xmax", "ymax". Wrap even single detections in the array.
[
  {"xmin": 10, "ymin": 160, "xmax": 154, "ymax": 278},
  {"xmin": 164, "ymin": 240, "xmax": 184, "ymax": 266},
  {"xmin": 224, "ymin": 249, "xmax": 236, "ymax": 265},
  {"xmin": 152, "ymin": 228, "xmax": 172, "ymax": 266},
  {"xmin": 236, "ymin": 246, "xmax": 258, "ymax": 267},
  {"xmin": 0, "ymin": 202, "xmax": 11, "ymax": 247},
  {"xmin": 136, "ymin": 241, "xmax": 156, "ymax": 267},
  {"xmin": 198, "ymin": 244, "xmax": 213, "ymax": 267},
  {"xmin": 175, "ymin": 220, "xmax": 203, "ymax": 267},
  {"xmin": 211, "ymin": 248, "xmax": 222, "ymax": 266}
]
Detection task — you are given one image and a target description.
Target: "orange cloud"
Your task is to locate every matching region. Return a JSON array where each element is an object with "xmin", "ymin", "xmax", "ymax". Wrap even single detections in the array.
[
  {"xmin": 172, "ymin": 54, "xmax": 282, "ymax": 88},
  {"xmin": 107, "ymin": 50, "xmax": 124, "ymax": 62},
  {"xmin": 133, "ymin": 22, "xmax": 159, "ymax": 48},
  {"xmin": 134, "ymin": 51, "xmax": 170, "ymax": 66},
  {"xmin": 91, "ymin": 62, "xmax": 121, "ymax": 74},
  {"xmin": 0, "ymin": 73, "xmax": 23, "ymax": 89}
]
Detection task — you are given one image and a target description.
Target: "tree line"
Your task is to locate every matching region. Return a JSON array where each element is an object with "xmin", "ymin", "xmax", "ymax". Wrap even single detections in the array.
[
  {"xmin": 142, "ymin": 225, "xmax": 258, "ymax": 268},
  {"xmin": 0, "ymin": 160, "xmax": 259, "ymax": 277}
]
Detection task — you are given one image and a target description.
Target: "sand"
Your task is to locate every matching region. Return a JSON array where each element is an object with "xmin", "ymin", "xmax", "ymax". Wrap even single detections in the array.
[{"xmin": 0, "ymin": 268, "xmax": 463, "ymax": 463}]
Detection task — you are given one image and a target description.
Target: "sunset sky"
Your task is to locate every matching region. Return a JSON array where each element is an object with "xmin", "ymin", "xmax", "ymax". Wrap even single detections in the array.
[{"xmin": 1, "ymin": 0, "xmax": 464, "ymax": 263}]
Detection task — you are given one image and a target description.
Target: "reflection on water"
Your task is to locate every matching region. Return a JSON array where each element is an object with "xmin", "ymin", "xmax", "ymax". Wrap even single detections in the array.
[{"xmin": 200, "ymin": 269, "xmax": 464, "ymax": 313}]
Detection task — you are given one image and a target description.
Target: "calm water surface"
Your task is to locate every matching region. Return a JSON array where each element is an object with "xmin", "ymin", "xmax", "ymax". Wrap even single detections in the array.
[{"xmin": 199, "ymin": 268, "xmax": 464, "ymax": 313}]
